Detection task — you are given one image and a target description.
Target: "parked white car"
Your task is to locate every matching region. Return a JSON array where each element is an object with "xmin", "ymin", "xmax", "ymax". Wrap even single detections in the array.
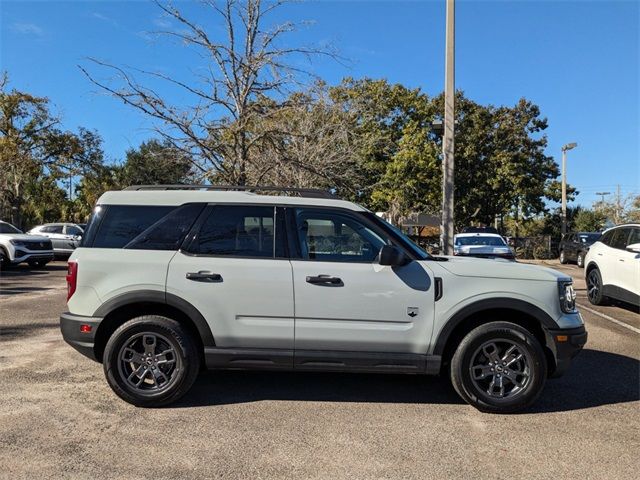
[
  {"xmin": 454, "ymin": 233, "xmax": 515, "ymax": 260},
  {"xmin": 28, "ymin": 223, "xmax": 84, "ymax": 257},
  {"xmin": 60, "ymin": 185, "xmax": 587, "ymax": 413},
  {"xmin": 0, "ymin": 220, "xmax": 54, "ymax": 268},
  {"xmin": 584, "ymin": 223, "xmax": 640, "ymax": 307}
]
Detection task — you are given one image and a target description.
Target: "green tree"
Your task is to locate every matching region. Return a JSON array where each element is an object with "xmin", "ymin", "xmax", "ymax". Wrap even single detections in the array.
[
  {"xmin": 572, "ymin": 208, "xmax": 607, "ymax": 232},
  {"xmin": 122, "ymin": 139, "xmax": 193, "ymax": 186}
]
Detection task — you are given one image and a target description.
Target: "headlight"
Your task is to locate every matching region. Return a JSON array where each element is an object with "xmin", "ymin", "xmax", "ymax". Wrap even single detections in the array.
[
  {"xmin": 9, "ymin": 239, "xmax": 27, "ymax": 246},
  {"xmin": 558, "ymin": 279, "xmax": 577, "ymax": 313}
]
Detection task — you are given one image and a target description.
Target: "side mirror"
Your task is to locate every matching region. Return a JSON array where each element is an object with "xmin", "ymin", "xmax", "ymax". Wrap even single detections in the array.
[
  {"xmin": 626, "ymin": 243, "xmax": 640, "ymax": 253},
  {"xmin": 378, "ymin": 245, "xmax": 409, "ymax": 266}
]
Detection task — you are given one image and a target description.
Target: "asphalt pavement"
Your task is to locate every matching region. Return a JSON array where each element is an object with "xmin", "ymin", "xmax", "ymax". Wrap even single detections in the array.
[{"xmin": 0, "ymin": 260, "xmax": 638, "ymax": 479}]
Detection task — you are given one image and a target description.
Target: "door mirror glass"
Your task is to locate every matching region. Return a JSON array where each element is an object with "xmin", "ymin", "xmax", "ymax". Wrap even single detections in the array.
[
  {"xmin": 378, "ymin": 245, "xmax": 409, "ymax": 266},
  {"xmin": 626, "ymin": 243, "xmax": 640, "ymax": 253}
]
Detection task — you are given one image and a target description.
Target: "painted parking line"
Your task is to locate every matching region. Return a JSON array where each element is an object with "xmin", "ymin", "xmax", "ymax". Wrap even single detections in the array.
[{"xmin": 577, "ymin": 302, "xmax": 640, "ymax": 334}]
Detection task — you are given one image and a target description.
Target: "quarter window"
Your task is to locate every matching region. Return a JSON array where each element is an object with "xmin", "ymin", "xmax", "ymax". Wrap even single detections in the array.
[
  {"xmin": 91, "ymin": 206, "xmax": 174, "ymax": 248},
  {"xmin": 189, "ymin": 205, "xmax": 282, "ymax": 258},
  {"xmin": 125, "ymin": 204, "xmax": 205, "ymax": 251},
  {"xmin": 294, "ymin": 209, "xmax": 388, "ymax": 262}
]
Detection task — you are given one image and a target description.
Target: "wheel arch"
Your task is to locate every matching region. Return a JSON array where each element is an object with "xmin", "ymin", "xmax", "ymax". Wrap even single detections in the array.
[
  {"xmin": 92, "ymin": 290, "xmax": 215, "ymax": 362},
  {"xmin": 433, "ymin": 298, "xmax": 558, "ymax": 375}
]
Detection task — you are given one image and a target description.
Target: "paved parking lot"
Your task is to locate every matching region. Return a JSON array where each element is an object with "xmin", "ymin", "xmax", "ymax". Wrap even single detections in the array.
[{"xmin": 1, "ymin": 260, "xmax": 638, "ymax": 479}]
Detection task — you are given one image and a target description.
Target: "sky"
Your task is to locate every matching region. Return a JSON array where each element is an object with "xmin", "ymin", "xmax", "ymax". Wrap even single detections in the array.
[{"xmin": 1, "ymin": 0, "xmax": 639, "ymax": 208}]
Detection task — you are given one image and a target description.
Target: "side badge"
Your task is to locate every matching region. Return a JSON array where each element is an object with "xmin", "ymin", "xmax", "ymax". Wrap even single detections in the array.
[{"xmin": 407, "ymin": 307, "xmax": 418, "ymax": 318}]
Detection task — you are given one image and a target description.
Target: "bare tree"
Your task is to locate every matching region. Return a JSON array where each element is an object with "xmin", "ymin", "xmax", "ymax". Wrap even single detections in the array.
[
  {"xmin": 80, "ymin": 0, "xmax": 339, "ymax": 185},
  {"xmin": 245, "ymin": 86, "xmax": 363, "ymax": 193}
]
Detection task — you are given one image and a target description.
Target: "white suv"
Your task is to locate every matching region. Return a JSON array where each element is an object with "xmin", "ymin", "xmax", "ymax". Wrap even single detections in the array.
[
  {"xmin": 584, "ymin": 224, "xmax": 640, "ymax": 307},
  {"xmin": 60, "ymin": 186, "xmax": 587, "ymax": 413},
  {"xmin": 0, "ymin": 220, "xmax": 54, "ymax": 268}
]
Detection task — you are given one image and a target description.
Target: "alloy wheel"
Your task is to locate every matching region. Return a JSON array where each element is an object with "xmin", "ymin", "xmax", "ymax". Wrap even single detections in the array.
[
  {"xmin": 587, "ymin": 270, "xmax": 600, "ymax": 302},
  {"xmin": 469, "ymin": 339, "xmax": 532, "ymax": 400},
  {"xmin": 117, "ymin": 332, "xmax": 181, "ymax": 394}
]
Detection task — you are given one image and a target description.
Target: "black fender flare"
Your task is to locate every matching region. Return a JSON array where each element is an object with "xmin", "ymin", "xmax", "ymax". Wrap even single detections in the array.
[
  {"xmin": 432, "ymin": 297, "xmax": 559, "ymax": 356},
  {"xmin": 93, "ymin": 290, "xmax": 215, "ymax": 347}
]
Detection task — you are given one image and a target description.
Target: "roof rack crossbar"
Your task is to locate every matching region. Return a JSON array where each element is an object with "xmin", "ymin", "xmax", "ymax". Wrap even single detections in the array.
[{"xmin": 123, "ymin": 184, "xmax": 337, "ymax": 199}]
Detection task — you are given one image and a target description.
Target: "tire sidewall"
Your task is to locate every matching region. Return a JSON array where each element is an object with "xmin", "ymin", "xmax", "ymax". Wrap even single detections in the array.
[
  {"xmin": 587, "ymin": 268, "xmax": 604, "ymax": 305},
  {"xmin": 103, "ymin": 316, "xmax": 199, "ymax": 407},
  {"xmin": 559, "ymin": 250, "xmax": 566, "ymax": 263},
  {"xmin": 577, "ymin": 252, "xmax": 584, "ymax": 268},
  {"xmin": 452, "ymin": 322, "xmax": 547, "ymax": 413}
]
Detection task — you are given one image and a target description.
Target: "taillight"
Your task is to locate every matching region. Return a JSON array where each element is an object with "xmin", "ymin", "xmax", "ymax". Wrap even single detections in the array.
[{"xmin": 66, "ymin": 261, "xmax": 78, "ymax": 301}]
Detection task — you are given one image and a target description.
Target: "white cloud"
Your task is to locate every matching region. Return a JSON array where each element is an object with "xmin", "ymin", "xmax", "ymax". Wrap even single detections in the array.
[
  {"xmin": 91, "ymin": 12, "xmax": 119, "ymax": 27},
  {"xmin": 11, "ymin": 23, "xmax": 44, "ymax": 36},
  {"xmin": 153, "ymin": 17, "xmax": 172, "ymax": 28}
]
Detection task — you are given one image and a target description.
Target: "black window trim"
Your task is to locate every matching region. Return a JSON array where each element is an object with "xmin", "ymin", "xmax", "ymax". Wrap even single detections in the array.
[
  {"xmin": 179, "ymin": 204, "xmax": 288, "ymax": 260},
  {"xmin": 285, "ymin": 206, "xmax": 426, "ymax": 264}
]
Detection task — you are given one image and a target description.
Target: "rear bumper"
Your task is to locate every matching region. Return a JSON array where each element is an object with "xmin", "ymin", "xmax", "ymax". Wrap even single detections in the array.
[
  {"xmin": 60, "ymin": 312, "xmax": 102, "ymax": 361},
  {"xmin": 546, "ymin": 325, "xmax": 588, "ymax": 377}
]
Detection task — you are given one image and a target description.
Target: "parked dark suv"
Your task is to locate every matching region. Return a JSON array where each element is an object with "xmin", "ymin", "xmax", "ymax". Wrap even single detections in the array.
[{"xmin": 559, "ymin": 232, "xmax": 601, "ymax": 268}]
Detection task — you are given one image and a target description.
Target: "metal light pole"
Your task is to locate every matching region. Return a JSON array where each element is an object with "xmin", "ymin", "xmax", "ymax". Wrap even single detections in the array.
[
  {"xmin": 441, "ymin": 0, "xmax": 455, "ymax": 255},
  {"xmin": 561, "ymin": 142, "xmax": 577, "ymax": 235}
]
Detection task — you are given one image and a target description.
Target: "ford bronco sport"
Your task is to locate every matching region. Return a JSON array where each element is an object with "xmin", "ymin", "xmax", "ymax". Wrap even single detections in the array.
[{"xmin": 60, "ymin": 185, "xmax": 587, "ymax": 413}]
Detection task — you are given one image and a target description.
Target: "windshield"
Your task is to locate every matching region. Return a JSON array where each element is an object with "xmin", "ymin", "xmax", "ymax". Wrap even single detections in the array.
[
  {"xmin": 0, "ymin": 222, "xmax": 22, "ymax": 234},
  {"xmin": 578, "ymin": 233, "xmax": 600, "ymax": 243},
  {"xmin": 455, "ymin": 236, "xmax": 506, "ymax": 246},
  {"xmin": 364, "ymin": 213, "xmax": 431, "ymax": 260}
]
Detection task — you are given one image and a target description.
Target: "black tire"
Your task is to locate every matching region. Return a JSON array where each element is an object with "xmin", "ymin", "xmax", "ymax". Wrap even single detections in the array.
[
  {"xmin": 559, "ymin": 250, "xmax": 567, "ymax": 264},
  {"xmin": 450, "ymin": 321, "xmax": 547, "ymax": 413},
  {"xmin": 586, "ymin": 267, "xmax": 608, "ymax": 305},
  {"xmin": 576, "ymin": 252, "xmax": 585, "ymax": 268},
  {"xmin": 103, "ymin": 316, "xmax": 200, "ymax": 407}
]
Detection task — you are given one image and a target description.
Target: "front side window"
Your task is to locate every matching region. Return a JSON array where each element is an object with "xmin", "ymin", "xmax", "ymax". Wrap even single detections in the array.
[
  {"xmin": 294, "ymin": 209, "xmax": 388, "ymax": 262},
  {"xmin": 188, "ymin": 205, "xmax": 282, "ymax": 258}
]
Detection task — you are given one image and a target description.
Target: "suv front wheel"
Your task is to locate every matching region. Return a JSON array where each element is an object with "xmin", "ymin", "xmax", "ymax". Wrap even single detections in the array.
[
  {"xmin": 450, "ymin": 322, "xmax": 547, "ymax": 413},
  {"xmin": 103, "ymin": 316, "xmax": 200, "ymax": 407}
]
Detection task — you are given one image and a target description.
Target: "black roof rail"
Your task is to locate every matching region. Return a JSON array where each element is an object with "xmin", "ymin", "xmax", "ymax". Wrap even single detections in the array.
[{"xmin": 122, "ymin": 184, "xmax": 338, "ymax": 199}]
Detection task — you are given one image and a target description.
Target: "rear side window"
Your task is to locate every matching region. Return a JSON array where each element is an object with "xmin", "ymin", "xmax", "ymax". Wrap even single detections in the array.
[
  {"xmin": 90, "ymin": 206, "xmax": 174, "ymax": 248},
  {"xmin": 125, "ymin": 204, "xmax": 205, "ymax": 250},
  {"xmin": 187, "ymin": 205, "xmax": 283, "ymax": 258}
]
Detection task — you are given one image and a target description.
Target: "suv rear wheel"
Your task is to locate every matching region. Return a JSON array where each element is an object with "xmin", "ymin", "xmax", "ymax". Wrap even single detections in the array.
[
  {"xmin": 576, "ymin": 252, "xmax": 585, "ymax": 268},
  {"xmin": 450, "ymin": 321, "xmax": 547, "ymax": 413},
  {"xmin": 103, "ymin": 316, "xmax": 200, "ymax": 407}
]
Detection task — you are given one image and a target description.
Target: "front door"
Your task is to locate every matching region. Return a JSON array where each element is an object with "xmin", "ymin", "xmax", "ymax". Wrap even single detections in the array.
[
  {"xmin": 166, "ymin": 205, "xmax": 294, "ymax": 349},
  {"xmin": 289, "ymin": 208, "xmax": 435, "ymax": 354}
]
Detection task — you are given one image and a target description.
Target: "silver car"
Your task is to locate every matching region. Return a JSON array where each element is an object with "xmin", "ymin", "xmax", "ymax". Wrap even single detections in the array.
[{"xmin": 28, "ymin": 223, "xmax": 84, "ymax": 257}]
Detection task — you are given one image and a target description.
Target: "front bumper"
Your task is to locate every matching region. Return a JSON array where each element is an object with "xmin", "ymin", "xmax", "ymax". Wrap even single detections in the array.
[
  {"xmin": 11, "ymin": 250, "xmax": 54, "ymax": 264},
  {"xmin": 60, "ymin": 312, "xmax": 102, "ymax": 361},
  {"xmin": 546, "ymin": 325, "xmax": 588, "ymax": 377}
]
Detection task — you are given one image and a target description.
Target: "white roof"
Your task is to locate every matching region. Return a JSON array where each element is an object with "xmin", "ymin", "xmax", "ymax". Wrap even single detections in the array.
[{"xmin": 97, "ymin": 189, "xmax": 366, "ymax": 211}]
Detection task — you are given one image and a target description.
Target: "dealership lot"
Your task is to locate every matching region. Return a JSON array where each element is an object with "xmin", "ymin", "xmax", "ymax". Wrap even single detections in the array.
[{"xmin": 1, "ymin": 261, "xmax": 638, "ymax": 479}]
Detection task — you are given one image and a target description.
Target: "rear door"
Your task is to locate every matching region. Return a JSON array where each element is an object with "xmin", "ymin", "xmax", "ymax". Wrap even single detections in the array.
[
  {"xmin": 289, "ymin": 207, "xmax": 435, "ymax": 354},
  {"xmin": 166, "ymin": 205, "xmax": 294, "ymax": 349}
]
